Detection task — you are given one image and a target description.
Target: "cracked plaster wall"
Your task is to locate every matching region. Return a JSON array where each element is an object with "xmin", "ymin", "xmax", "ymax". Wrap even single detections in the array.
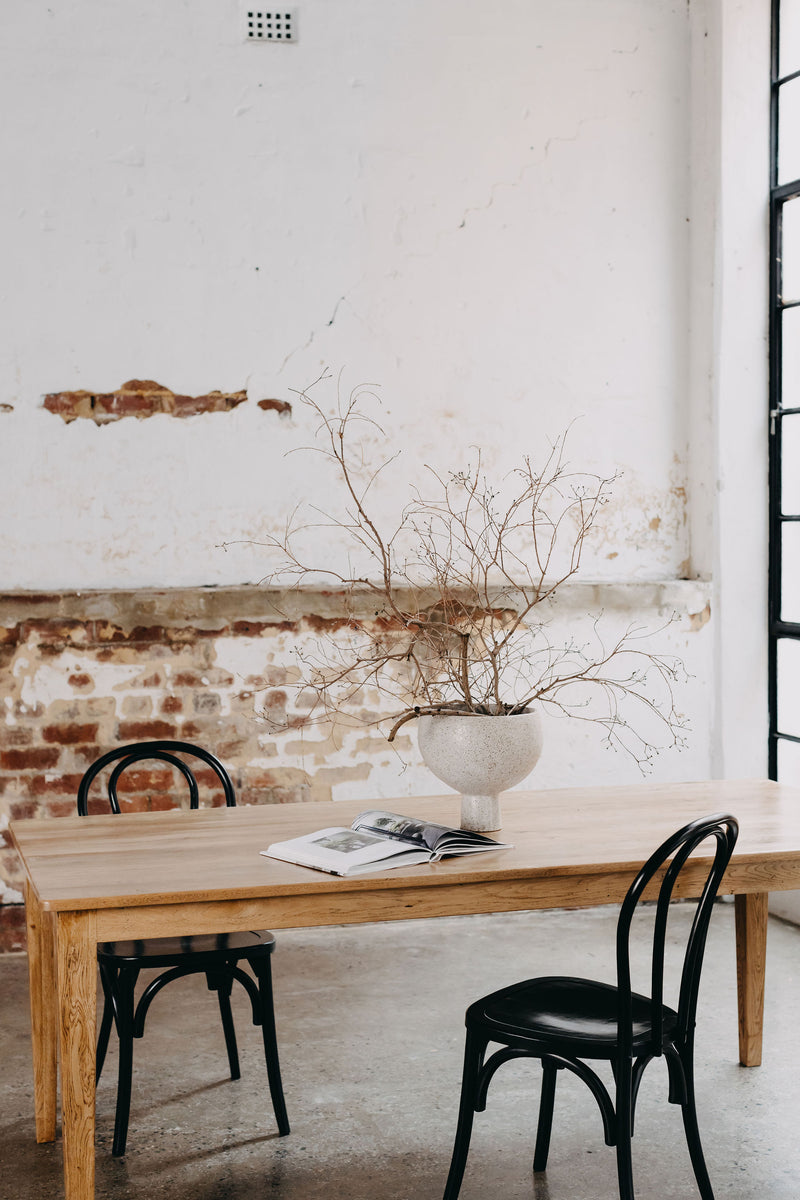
[{"xmin": 1, "ymin": 0, "xmax": 693, "ymax": 589}]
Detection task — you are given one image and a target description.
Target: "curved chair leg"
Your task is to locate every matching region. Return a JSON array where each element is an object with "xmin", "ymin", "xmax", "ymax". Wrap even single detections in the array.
[
  {"xmin": 251, "ymin": 956, "xmax": 290, "ymax": 1136},
  {"xmin": 207, "ymin": 970, "xmax": 241, "ymax": 1080},
  {"xmin": 112, "ymin": 965, "xmax": 139, "ymax": 1158},
  {"xmin": 533, "ymin": 1060, "xmax": 560, "ymax": 1173},
  {"xmin": 443, "ymin": 1030, "xmax": 486, "ymax": 1200},
  {"xmin": 96, "ymin": 962, "xmax": 117, "ymax": 1084},
  {"xmin": 679, "ymin": 1056, "xmax": 715, "ymax": 1200}
]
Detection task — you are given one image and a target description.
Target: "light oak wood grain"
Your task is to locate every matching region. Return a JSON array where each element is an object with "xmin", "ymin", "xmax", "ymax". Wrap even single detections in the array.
[
  {"xmin": 11, "ymin": 780, "xmax": 800, "ymax": 912},
  {"xmin": 24, "ymin": 882, "xmax": 58, "ymax": 1143},
  {"xmin": 735, "ymin": 891, "xmax": 769, "ymax": 1067},
  {"xmin": 10, "ymin": 778, "xmax": 800, "ymax": 1200},
  {"xmin": 56, "ymin": 910, "xmax": 97, "ymax": 1200}
]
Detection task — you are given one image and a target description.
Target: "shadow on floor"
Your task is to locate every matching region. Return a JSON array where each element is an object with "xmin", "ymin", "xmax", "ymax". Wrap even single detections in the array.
[{"xmin": 1, "ymin": 904, "xmax": 799, "ymax": 1199}]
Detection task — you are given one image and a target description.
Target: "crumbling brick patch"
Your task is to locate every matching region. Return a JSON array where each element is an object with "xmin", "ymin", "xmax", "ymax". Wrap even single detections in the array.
[
  {"xmin": 0, "ymin": 584, "xmax": 398, "ymax": 954},
  {"xmin": 42, "ymin": 379, "xmax": 249, "ymax": 424},
  {"xmin": 0, "ymin": 904, "xmax": 26, "ymax": 953},
  {"xmin": 257, "ymin": 398, "xmax": 292, "ymax": 416}
]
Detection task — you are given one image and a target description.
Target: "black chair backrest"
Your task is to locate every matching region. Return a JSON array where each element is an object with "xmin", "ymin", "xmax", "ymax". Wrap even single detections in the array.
[
  {"xmin": 77, "ymin": 740, "xmax": 236, "ymax": 815},
  {"xmin": 615, "ymin": 812, "xmax": 739, "ymax": 1057}
]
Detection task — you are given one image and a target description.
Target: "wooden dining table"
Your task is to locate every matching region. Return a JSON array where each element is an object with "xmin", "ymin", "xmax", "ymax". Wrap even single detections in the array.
[{"xmin": 9, "ymin": 777, "xmax": 800, "ymax": 1200}]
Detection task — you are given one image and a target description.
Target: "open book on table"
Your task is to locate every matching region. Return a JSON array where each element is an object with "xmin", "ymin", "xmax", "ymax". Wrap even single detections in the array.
[{"xmin": 262, "ymin": 809, "xmax": 512, "ymax": 877}]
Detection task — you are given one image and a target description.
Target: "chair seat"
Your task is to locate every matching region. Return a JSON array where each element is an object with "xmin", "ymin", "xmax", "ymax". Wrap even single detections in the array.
[
  {"xmin": 468, "ymin": 976, "xmax": 679, "ymax": 1058},
  {"xmin": 99, "ymin": 929, "xmax": 276, "ymax": 966}
]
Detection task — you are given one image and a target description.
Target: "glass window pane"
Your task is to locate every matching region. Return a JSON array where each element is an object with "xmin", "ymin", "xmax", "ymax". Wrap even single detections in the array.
[
  {"xmin": 782, "ymin": 306, "xmax": 800, "ymax": 407},
  {"xmin": 777, "ymin": 735, "xmax": 800, "ymax": 782},
  {"xmin": 782, "ymin": 414, "xmax": 800, "ymax": 514},
  {"xmin": 778, "ymin": 639, "xmax": 800, "ymax": 734},
  {"xmin": 779, "ymin": 77, "xmax": 800, "ymax": 184},
  {"xmin": 781, "ymin": 0, "xmax": 800, "ymax": 78},
  {"xmin": 781, "ymin": 524, "xmax": 800, "ymax": 621},
  {"xmin": 782, "ymin": 197, "xmax": 800, "ymax": 303}
]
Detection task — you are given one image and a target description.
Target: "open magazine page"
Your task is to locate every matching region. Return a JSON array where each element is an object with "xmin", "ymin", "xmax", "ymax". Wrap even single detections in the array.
[
  {"xmin": 352, "ymin": 810, "xmax": 454, "ymax": 853},
  {"xmin": 263, "ymin": 826, "xmax": 433, "ymax": 876},
  {"xmin": 352, "ymin": 810, "xmax": 511, "ymax": 856}
]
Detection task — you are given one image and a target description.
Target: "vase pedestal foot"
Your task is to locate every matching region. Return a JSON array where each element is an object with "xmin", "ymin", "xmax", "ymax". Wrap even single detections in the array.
[{"xmin": 460, "ymin": 793, "xmax": 501, "ymax": 833}]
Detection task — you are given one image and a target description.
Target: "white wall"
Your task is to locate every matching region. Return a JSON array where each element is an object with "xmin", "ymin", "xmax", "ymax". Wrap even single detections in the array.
[
  {"xmin": 0, "ymin": 0, "xmax": 772, "ymax": 789},
  {"xmin": 1, "ymin": 0, "xmax": 692, "ymax": 587},
  {"xmin": 707, "ymin": 0, "xmax": 770, "ymax": 783}
]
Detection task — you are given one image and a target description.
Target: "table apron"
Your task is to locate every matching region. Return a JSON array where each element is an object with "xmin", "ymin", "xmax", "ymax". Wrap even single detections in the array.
[
  {"xmin": 89, "ymin": 861, "xmax": 780, "ymax": 941},
  {"xmin": 93, "ymin": 876, "xmax": 621, "ymax": 938}
]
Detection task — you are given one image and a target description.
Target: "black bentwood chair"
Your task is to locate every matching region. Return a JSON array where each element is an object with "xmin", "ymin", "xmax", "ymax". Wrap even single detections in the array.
[
  {"xmin": 77, "ymin": 740, "xmax": 290, "ymax": 1158},
  {"xmin": 442, "ymin": 812, "xmax": 739, "ymax": 1200}
]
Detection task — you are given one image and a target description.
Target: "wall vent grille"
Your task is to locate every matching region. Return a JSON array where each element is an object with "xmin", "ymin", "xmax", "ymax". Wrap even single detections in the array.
[{"xmin": 244, "ymin": 9, "xmax": 296, "ymax": 42}]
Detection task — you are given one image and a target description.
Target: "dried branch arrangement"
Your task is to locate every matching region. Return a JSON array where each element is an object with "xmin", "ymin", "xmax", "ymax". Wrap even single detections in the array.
[{"xmin": 258, "ymin": 375, "xmax": 688, "ymax": 770}]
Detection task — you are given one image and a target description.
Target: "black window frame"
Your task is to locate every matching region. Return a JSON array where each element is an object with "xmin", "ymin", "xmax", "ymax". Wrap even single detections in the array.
[{"xmin": 768, "ymin": 0, "xmax": 800, "ymax": 776}]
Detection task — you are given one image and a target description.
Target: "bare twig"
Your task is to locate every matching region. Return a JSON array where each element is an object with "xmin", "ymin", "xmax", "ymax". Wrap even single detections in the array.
[{"xmin": 254, "ymin": 377, "xmax": 686, "ymax": 771}]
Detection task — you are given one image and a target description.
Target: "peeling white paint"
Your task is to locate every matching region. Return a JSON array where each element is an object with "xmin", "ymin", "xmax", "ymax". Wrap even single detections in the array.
[
  {"xmin": 17, "ymin": 657, "xmax": 145, "ymax": 710},
  {"xmin": 0, "ymin": 0, "xmax": 692, "ymax": 591},
  {"xmin": 0, "ymin": 1, "xmax": 773, "ymax": 805},
  {"xmin": 1, "ymin": 880, "xmax": 23, "ymax": 905}
]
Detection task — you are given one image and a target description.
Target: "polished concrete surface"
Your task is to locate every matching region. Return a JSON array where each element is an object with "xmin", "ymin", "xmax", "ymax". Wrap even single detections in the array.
[{"xmin": 1, "ymin": 903, "xmax": 799, "ymax": 1199}]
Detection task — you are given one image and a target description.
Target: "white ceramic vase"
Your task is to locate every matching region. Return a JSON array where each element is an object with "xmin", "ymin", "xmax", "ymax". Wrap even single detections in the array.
[{"xmin": 417, "ymin": 708, "xmax": 543, "ymax": 832}]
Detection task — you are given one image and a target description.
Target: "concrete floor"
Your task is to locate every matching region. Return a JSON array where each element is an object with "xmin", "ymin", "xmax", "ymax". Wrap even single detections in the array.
[{"xmin": 1, "ymin": 903, "xmax": 799, "ymax": 1200}]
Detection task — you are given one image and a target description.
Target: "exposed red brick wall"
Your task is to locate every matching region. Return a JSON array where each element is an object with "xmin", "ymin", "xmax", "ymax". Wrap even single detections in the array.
[
  {"xmin": 41, "ymin": 379, "xmax": 293, "ymax": 424},
  {"xmin": 0, "ymin": 586, "xmax": 385, "ymax": 953}
]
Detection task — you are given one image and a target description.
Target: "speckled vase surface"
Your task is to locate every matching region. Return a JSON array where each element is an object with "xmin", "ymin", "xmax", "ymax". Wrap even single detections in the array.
[{"xmin": 417, "ymin": 708, "xmax": 543, "ymax": 832}]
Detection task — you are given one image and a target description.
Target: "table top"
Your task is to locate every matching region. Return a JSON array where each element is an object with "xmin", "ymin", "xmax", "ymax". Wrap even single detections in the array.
[{"xmin": 9, "ymin": 779, "xmax": 800, "ymax": 914}]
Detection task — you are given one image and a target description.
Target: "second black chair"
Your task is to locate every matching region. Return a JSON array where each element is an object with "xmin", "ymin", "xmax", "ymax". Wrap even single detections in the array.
[
  {"xmin": 77, "ymin": 739, "xmax": 290, "ymax": 1157},
  {"xmin": 442, "ymin": 812, "xmax": 739, "ymax": 1200}
]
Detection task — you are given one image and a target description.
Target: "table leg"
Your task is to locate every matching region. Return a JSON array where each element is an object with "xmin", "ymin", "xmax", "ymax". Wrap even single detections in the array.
[
  {"xmin": 25, "ymin": 882, "xmax": 58, "ymax": 1143},
  {"xmin": 734, "ymin": 892, "xmax": 768, "ymax": 1067},
  {"xmin": 56, "ymin": 910, "xmax": 97, "ymax": 1200}
]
